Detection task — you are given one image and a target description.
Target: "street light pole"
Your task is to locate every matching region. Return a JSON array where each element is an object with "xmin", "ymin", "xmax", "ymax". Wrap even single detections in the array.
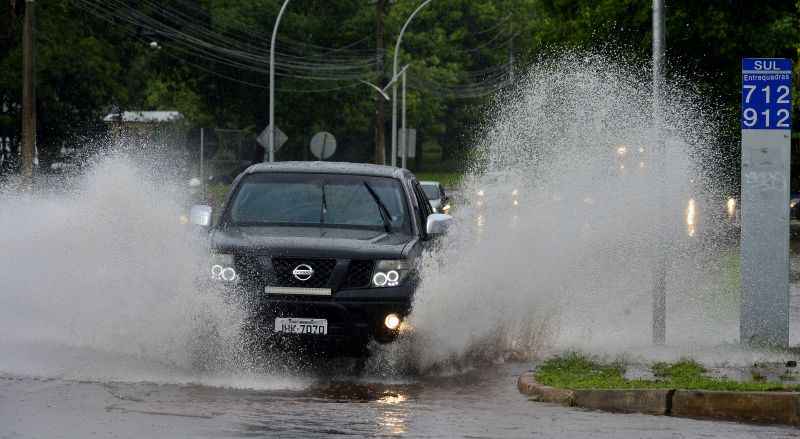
[
  {"xmin": 391, "ymin": 0, "xmax": 432, "ymax": 167},
  {"xmin": 651, "ymin": 0, "xmax": 667, "ymax": 345},
  {"xmin": 401, "ymin": 68, "xmax": 407, "ymax": 169},
  {"xmin": 268, "ymin": 0, "xmax": 291, "ymax": 163},
  {"xmin": 21, "ymin": 0, "xmax": 36, "ymax": 185}
]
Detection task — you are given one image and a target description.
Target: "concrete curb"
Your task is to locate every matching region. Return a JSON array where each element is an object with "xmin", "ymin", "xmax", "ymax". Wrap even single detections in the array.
[
  {"xmin": 517, "ymin": 372, "xmax": 800, "ymax": 426},
  {"xmin": 517, "ymin": 371, "xmax": 575, "ymax": 405},
  {"xmin": 672, "ymin": 389, "xmax": 800, "ymax": 426}
]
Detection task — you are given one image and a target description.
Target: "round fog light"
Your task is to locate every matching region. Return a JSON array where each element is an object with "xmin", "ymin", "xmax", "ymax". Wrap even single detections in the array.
[
  {"xmin": 373, "ymin": 272, "xmax": 388, "ymax": 287},
  {"xmin": 384, "ymin": 313, "xmax": 401, "ymax": 330},
  {"xmin": 221, "ymin": 267, "xmax": 237, "ymax": 281},
  {"xmin": 211, "ymin": 264, "xmax": 224, "ymax": 279}
]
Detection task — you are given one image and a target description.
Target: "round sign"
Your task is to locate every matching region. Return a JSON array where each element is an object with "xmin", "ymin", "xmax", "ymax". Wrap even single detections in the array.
[{"xmin": 310, "ymin": 131, "xmax": 337, "ymax": 160}]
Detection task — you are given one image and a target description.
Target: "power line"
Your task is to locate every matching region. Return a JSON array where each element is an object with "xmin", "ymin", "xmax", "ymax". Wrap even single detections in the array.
[{"xmin": 72, "ymin": 0, "xmax": 515, "ymax": 97}]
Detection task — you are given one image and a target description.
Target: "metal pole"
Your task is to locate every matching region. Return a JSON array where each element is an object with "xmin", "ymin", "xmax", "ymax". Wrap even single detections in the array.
[
  {"xmin": 401, "ymin": 69, "xmax": 407, "ymax": 169},
  {"xmin": 268, "ymin": 0, "xmax": 291, "ymax": 163},
  {"xmin": 392, "ymin": 0, "xmax": 433, "ymax": 167},
  {"xmin": 374, "ymin": 0, "xmax": 386, "ymax": 165},
  {"xmin": 21, "ymin": 0, "xmax": 36, "ymax": 185},
  {"xmin": 652, "ymin": 0, "xmax": 667, "ymax": 345},
  {"xmin": 200, "ymin": 128, "xmax": 205, "ymax": 201}
]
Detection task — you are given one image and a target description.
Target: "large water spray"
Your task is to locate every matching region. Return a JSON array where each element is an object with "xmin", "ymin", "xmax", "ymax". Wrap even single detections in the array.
[
  {"xmin": 0, "ymin": 155, "xmax": 264, "ymax": 384},
  {"xmin": 0, "ymin": 52, "xmax": 772, "ymax": 385},
  {"xmin": 401, "ymin": 52, "xmax": 745, "ymax": 370}
]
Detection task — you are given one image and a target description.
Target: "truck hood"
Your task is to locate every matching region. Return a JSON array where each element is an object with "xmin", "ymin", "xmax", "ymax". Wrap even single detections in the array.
[{"xmin": 210, "ymin": 226, "xmax": 414, "ymax": 259}]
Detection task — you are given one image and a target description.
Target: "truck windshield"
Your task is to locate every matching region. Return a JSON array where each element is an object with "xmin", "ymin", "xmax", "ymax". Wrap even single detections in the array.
[{"xmin": 226, "ymin": 173, "xmax": 411, "ymax": 233}]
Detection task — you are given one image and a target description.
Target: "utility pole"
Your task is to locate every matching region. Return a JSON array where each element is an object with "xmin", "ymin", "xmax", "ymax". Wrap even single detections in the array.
[
  {"xmin": 400, "ymin": 69, "xmax": 407, "ymax": 168},
  {"xmin": 508, "ymin": 20, "xmax": 514, "ymax": 83},
  {"xmin": 651, "ymin": 0, "xmax": 667, "ymax": 345},
  {"xmin": 21, "ymin": 0, "xmax": 36, "ymax": 184},
  {"xmin": 374, "ymin": 0, "xmax": 386, "ymax": 165}
]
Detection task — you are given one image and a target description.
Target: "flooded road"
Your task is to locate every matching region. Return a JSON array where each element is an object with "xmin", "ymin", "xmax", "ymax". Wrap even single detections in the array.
[{"xmin": 2, "ymin": 362, "xmax": 798, "ymax": 438}]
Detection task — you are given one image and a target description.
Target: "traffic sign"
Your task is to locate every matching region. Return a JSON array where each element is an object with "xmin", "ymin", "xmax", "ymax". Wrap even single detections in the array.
[
  {"xmin": 741, "ymin": 58, "xmax": 792, "ymax": 130},
  {"xmin": 257, "ymin": 125, "xmax": 288, "ymax": 151},
  {"xmin": 310, "ymin": 131, "xmax": 336, "ymax": 160},
  {"xmin": 398, "ymin": 128, "xmax": 416, "ymax": 159}
]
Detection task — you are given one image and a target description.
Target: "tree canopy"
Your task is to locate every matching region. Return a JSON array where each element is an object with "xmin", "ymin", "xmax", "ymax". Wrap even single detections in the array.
[{"xmin": 0, "ymin": 0, "xmax": 797, "ymax": 175}]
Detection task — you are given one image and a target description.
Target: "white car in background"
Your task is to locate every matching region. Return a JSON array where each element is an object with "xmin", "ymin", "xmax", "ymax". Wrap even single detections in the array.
[{"xmin": 420, "ymin": 181, "xmax": 452, "ymax": 214}]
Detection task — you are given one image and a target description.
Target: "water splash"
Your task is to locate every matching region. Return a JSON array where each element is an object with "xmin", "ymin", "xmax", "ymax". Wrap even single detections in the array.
[
  {"xmin": 399, "ymin": 51, "xmax": 761, "ymax": 371},
  {"xmin": 0, "ymin": 153, "xmax": 264, "ymax": 385}
]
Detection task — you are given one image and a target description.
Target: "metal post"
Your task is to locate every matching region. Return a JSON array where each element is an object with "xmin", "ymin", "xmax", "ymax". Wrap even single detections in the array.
[
  {"xmin": 200, "ymin": 128, "xmax": 205, "ymax": 201},
  {"xmin": 509, "ymin": 24, "xmax": 515, "ymax": 83},
  {"xmin": 392, "ymin": 0, "xmax": 432, "ymax": 167},
  {"xmin": 401, "ymin": 69, "xmax": 407, "ymax": 169},
  {"xmin": 21, "ymin": 0, "xmax": 36, "ymax": 185},
  {"xmin": 651, "ymin": 0, "xmax": 667, "ymax": 345},
  {"xmin": 268, "ymin": 0, "xmax": 291, "ymax": 163},
  {"xmin": 374, "ymin": 0, "xmax": 386, "ymax": 165}
]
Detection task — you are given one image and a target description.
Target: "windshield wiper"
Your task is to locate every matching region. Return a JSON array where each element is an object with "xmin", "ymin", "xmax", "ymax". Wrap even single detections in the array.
[{"xmin": 363, "ymin": 182, "xmax": 392, "ymax": 233}]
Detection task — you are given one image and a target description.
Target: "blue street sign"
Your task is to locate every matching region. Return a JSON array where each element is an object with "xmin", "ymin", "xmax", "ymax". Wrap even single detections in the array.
[{"xmin": 741, "ymin": 58, "xmax": 793, "ymax": 130}]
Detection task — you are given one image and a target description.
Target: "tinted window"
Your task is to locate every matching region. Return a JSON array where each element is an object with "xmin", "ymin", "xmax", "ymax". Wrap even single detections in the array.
[{"xmin": 226, "ymin": 173, "xmax": 410, "ymax": 233}]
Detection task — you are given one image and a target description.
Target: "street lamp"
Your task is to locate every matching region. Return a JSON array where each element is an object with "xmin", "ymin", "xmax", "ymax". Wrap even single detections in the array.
[
  {"xmin": 361, "ymin": 64, "xmax": 410, "ymax": 101},
  {"xmin": 391, "ymin": 0, "xmax": 433, "ymax": 167},
  {"xmin": 268, "ymin": 0, "xmax": 292, "ymax": 162}
]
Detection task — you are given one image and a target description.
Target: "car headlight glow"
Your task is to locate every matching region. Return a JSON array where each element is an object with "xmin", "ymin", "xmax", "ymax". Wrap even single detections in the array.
[
  {"xmin": 727, "ymin": 198, "xmax": 737, "ymax": 216},
  {"xmin": 511, "ymin": 189, "xmax": 519, "ymax": 196},
  {"xmin": 477, "ymin": 189, "xmax": 485, "ymax": 197},
  {"xmin": 384, "ymin": 313, "xmax": 401, "ymax": 330},
  {"xmin": 372, "ymin": 260, "xmax": 411, "ymax": 288},
  {"xmin": 210, "ymin": 253, "xmax": 238, "ymax": 282}
]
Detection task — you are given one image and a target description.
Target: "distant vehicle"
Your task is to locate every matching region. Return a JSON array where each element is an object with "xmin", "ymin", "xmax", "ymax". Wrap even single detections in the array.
[
  {"xmin": 467, "ymin": 170, "xmax": 522, "ymax": 210},
  {"xmin": 791, "ymin": 192, "xmax": 800, "ymax": 220},
  {"xmin": 190, "ymin": 161, "xmax": 453, "ymax": 355},
  {"xmin": 420, "ymin": 181, "xmax": 451, "ymax": 214}
]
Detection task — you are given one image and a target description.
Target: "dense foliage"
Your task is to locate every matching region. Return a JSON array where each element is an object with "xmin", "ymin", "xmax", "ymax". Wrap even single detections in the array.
[{"xmin": 0, "ymin": 0, "xmax": 798, "ymax": 175}]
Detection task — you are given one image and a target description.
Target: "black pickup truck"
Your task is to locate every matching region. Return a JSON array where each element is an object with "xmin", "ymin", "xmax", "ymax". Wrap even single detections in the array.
[{"xmin": 190, "ymin": 162, "xmax": 452, "ymax": 353}]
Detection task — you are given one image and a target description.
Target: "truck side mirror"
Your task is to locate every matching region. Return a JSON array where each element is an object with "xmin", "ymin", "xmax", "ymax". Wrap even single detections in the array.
[{"xmin": 426, "ymin": 213, "xmax": 453, "ymax": 236}]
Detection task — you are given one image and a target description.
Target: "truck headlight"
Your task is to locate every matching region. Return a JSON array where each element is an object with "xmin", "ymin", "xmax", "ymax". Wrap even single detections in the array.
[
  {"xmin": 372, "ymin": 260, "xmax": 411, "ymax": 287},
  {"xmin": 210, "ymin": 253, "xmax": 238, "ymax": 282}
]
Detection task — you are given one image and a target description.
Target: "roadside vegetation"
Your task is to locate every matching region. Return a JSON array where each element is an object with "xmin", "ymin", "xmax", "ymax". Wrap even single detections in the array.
[
  {"xmin": 414, "ymin": 171, "xmax": 463, "ymax": 189},
  {"xmin": 536, "ymin": 352, "xmax": 798, "ymax": 392},
  {"xmin": 2, "ymin": 2, "xmax": 797, "ymax": 179}
]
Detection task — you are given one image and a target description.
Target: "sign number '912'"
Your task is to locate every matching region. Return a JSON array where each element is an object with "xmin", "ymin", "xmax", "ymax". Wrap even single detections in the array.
[{"xmin": 741, "ymin": 58, "xmax": 793, "ymax": 130}]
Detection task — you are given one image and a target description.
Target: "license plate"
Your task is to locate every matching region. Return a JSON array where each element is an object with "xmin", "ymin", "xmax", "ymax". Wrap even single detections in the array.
[{"xmin": 274, "ymin": 318, "xmax": 328, "ymax": 335}]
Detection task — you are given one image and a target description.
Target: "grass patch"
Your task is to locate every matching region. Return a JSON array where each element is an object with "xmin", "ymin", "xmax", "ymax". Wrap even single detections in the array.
[
  {"xmin": 413, "ymin": 171, "xmax": 463, "ymax": 188},
  {"xmin": 207, "ymin": 183, "xmax": 231, "ymax": 208},
  {"xmin": 535, "ymin": 352, "xmax": 796, "ymax": 392}
]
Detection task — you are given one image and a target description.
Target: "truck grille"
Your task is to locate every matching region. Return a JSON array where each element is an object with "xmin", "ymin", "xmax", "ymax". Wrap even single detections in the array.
[
  {"xmin": 270, "ymin": 258, "xmax": 336, "ymax": 288},
  {"xmin": 344, "ymin": 260, "xmax": 374, "ymax": 288}
]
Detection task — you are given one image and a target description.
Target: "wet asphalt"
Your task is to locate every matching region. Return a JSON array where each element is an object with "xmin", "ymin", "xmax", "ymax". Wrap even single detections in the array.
[{"xmin": 3, "ymin": 361, "xmax": 799, "ymax": 438}]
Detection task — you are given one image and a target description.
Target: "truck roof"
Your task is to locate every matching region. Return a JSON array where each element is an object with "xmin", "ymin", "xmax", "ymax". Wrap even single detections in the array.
[{"xmin": 244, "ymin": 161, "xmax": 411, "ymax": 179}]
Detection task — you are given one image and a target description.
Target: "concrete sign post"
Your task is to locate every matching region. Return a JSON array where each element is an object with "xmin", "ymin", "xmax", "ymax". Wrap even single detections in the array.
[{"xmin": 740, "ymin": 58, "xmax": 793, "ymax": 347}]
